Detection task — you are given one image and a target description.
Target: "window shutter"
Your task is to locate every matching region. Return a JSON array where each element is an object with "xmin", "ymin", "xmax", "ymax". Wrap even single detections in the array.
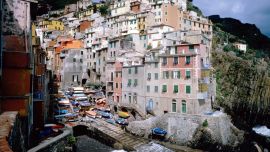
[{"xmin": 177, "ymin": 71, "xmax": 181, "ymax": 79}]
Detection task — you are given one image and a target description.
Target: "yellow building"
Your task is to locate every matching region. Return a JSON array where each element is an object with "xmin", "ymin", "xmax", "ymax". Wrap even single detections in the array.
[
  {"xmin": 38, "ymin": 20, "xmax": 64, "ymax": 31},
  {"xmin": 78, "ymin": 8, "xmax": 94, "ymax": 19}
]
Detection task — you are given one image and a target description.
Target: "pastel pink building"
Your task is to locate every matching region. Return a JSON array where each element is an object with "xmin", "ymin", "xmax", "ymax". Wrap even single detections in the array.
[{"xmin": 141, "ymin": 43, "xmax": 214, "ymax": 115}]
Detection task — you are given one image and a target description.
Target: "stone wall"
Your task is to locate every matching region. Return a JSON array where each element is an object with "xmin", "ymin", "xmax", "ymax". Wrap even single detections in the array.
[
  {"xmin": 0, "ymin": 111, "xmax": 25, "ymax": 152},
  {"xmin": 127, "ymin": 113, "xmax": 244, "ymax": 147},
  {"xmin": 28, "ymin": 129, "xmax": 72, "ymax": 152}
]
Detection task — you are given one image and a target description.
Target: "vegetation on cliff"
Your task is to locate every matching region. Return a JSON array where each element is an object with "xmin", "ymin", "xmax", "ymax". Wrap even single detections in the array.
[
  {"xmin": 209, "ymin": 15, "xmax": 270, "ymax": 55},
  {"xmin": 212, "ymin": 50, "xmax": 270, "ymax": 129},
  {"xmin": 208, "ymin": 7, "xmax": 270, "ymax": 130},
  {"xmin": 187, "ymin": 0, "xmax": 203, "ymax": 16},
  {"xmin": 212, "ymin": 27, "xmax": 270, "ymax": 127}
]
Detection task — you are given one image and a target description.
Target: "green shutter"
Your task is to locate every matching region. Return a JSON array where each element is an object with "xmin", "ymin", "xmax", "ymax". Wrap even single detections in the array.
[
  {"xmin": 177, "ymin": 71, "xmax": 181, "ymax": 79},
  {"xmin": 174, "ymin": 85, "xmax": 178, "ymax": 93},
  {"xmin": 186, "ymin": 70, "xmax": 191, "ymax": 79},
  {"xmin": 186, "ymin": 85, "xmax": 191, "ymax": 94},
  {"xmin": 186, "ymin": 56, "xmax": 191, "ymax": 64},
  {"xmin": 128, "ymin": 79, "xmax": 132, "ymax": 86},
  {"xmin": 162, "ymin": 85, "xmax": 167, "ymax": 92},
  {"xmin": 172, "ymin": 102, "xmax": 176, "ymax": 112},
  {"xmin": 182, "ymin": 101, "xmax": 187, "ymax": 113}
]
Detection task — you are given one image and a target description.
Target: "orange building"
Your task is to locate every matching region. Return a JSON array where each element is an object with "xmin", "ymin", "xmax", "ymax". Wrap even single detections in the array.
[
  {"xmin": 54, "ymin": 38, "xmax": 83, "ymax": 83},
  {"xmin": 79, "ymin": 20, "xmax": 92, "ymax": 32}
]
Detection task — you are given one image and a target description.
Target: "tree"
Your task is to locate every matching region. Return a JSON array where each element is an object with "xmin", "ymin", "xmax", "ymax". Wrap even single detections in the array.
[{"xmin": 99, "ymin": 5, "xmax": 109, "ymax": 16}]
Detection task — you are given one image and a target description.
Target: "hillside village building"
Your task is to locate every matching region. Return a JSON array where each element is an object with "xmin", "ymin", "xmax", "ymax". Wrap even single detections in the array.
[{"xmin": 37, "ymin": 0, "xmax": 214, "ymax": 115}]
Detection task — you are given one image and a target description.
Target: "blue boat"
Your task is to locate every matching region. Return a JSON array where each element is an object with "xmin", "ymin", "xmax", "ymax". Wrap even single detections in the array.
[
  {"xmin": 79, "ymin": 101, "xmax": 91, "ymax": 107},
  {"xmin": 152, "ymin": 128, "xmax": 167, "ymax": 136},
  {"xmin": 115, "ymin": 118, "xmax": 129, "ymax": 126},
  {"xmin": 97, "ymin": 111, "xmax": 113, "ymax": 119},
  {"xmin": 71, "ymin": 100, "xmax": 79, "ymax": 106},
  {"xmin": 54, "ymin": 109, "xmax": 68, "ymax": 114},
  {"xmin": 106, "ymin": 119, "xmax": 116, "ymax": 125}
]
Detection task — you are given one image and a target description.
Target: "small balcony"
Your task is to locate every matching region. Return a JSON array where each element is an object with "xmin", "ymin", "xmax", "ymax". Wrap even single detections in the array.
[
  {"xmin": 197, "ymin": 92, "xmax": 208, "ymax": 100},
  {"xmin": 199, "ymin": 77, "xmax": 210, "ymax": 84},
  {"xmin": 106, "ymin": 57, "xmax": 116, "ymax": 63},
  {"xmin": 145, "ymin": 57, "xmax": 159, "ymax": 63},
  {"xmin": 32, "ymin": 37, "xmax": 40, "ymax": 46}
]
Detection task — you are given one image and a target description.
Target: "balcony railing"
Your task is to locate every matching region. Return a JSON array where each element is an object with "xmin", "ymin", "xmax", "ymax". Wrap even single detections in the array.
[
  {"xmin": 199, "ymin": 77, "xmax": 210, "ymax": 84},
  {"xmin": 197, "ymin": 92, "xmax": 208, "ymax": 100},
  {"xmin": 145, "ymin": 57, "xmax": 159, "ymax": 62}
]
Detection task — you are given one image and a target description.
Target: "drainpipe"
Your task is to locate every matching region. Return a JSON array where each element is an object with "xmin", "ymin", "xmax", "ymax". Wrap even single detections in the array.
[
  {"xmin": 26, "ymin": 2, "xmax": 34, "ymax": 148},
  {"xmin": 0, "ymin": 0, "xmax": 3, "ymax": 79}
]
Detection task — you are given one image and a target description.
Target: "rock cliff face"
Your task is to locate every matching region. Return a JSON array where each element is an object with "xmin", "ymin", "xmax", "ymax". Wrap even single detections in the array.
[
  {"xmin": 212, "ymin": 51, "xmax": 270, "ymax": 129},
  {"xmin": 126, "ymin": 113, "xmax": 244, "ymax": 151}
]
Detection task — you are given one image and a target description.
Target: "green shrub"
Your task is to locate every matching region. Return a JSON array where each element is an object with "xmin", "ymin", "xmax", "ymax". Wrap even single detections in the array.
[
  {"xmin": 202, "ymin": 119, "xmax": 208, "ymax": 127},
  {"xmin": 67, "ymin": 135, "xmax": 76, "ymax": 145}
]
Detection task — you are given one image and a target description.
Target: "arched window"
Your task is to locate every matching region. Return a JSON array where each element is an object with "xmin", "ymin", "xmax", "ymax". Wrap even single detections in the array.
[
  {"xmin": 182, "ymin": 100, "xmax": 187, "ymax": 113},
  {"xmin": 172, "ymin": 99, "xmax": 176, "ymax": 112}
]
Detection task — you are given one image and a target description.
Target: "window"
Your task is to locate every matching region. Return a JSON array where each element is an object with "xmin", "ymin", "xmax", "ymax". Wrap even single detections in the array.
[
  {"xmin": 163, "ymin": 71, "xmax": 169, "ymax": 79},
  {"xmin": 173, "ymin": 57, "xmax": 178, "ymax": 65},
  {"xmin": 162, "ymin": 85, "xmax": 167, "ymax": 93},
  {"xmin": 81, "ymin": 51, "xmax": 83, "ymax": 55},
  {"xmin": 154, "ymin": 86, "xmax": 158, "ymax": 92},
  {"xmin": 172, "ymin": 100, "xmax": 177, "ymax": 112},
  {"xmin": 72, "ymin": 75, "xmax": 78, "ymax": 82},
  {"xmin": 155, "ymin": 73, "xmax": 158, "ymax": 80},
  {"xmin": 162, "ymin": 57, "xmax": 167, "ymax": 65},
  {"xmin": 189, "ymin": 45, "xmax": 194, "ymax": 51},
  {"xmin": 134, "ymin": 79, "xmax": 138, "ymax": 86},
  {"xmin": 165, "ymin": 12, "xmax": 167, "ymax": 15},
  {"xmin": 186, "ymin": 85, "xmax": 191, "ymax": 94},
  {"xmin": 173, "ymin": 85, "xmax": 178, "ymax": 93},
  {"xmin": 173, "ymin": 71, "xmax": 180, "ymax": 79},
  {"xmin": 182, "ymin": 100, "xmax": 187, "ymax": 113},
  {"xmin": 133, "ymin": 95, "xmax": 137, "ymax": 104},
  {"xmin": 128, "ymin": 79, "xmax": 132, "ymax": 87},
  {"xmin": 186, "ymin": 56, "xmax": 191, "ymax": 65},
  {"xmin": 147, "ymin": 85, "xmax": 150, "ymax": 92},
  {"xmin": 186, "ymin": 70, "xmax": 191, "ymax": 79},
  {"xmin": 80, "ymin": 59, "xmax": 83, "ymax": 63},
  {"xmin": 73, "ymin": 58, "xmax": 76, "ymax": 62},
  {"xmin": 155, "ymin": 63, "xmax": 158, "ymax": 68},
  {"xmin": 128, "ymin": 68, "xmax": 132, "ymax": 74},
  {"xmin": 116, "ymin": 83, "xmax": 118, "ymax": 88},
  {"xmin": 147, "ymin": 73, "xmax": 151, "ymax": 80},
  {"xmin": 135, "ymin": 67, "xmax": 138, "ymax": 74},
  {"xmin": 129, "ymin": 96, "xmax": 131, "ymax": 103}
]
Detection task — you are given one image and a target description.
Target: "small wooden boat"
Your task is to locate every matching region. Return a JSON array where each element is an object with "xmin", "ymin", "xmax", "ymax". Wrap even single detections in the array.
[
  {"xmin": 98, "ymin": 111, "xmax": 113, "ymax": 119},
  {"xmin": 86, "ymin": 110, "xmax": 97, "ymax": 118},
  {"xmin": 115, "ymin": 118, "xmax": 129, "ymax": 126},
  {"xmin": 58, "ymin": 100, "xmax": 70, "ymax": 105},
  {"xmin": 118, "ymin": 111, "xmax": 129, "ymax": 118},
  {"xmin": 152, "ymin": 128, "xmax": 167, "ymax": 136},
  {"xmin": 54, "ymin": 109, "xmax": 68, "ymax": 114}
]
